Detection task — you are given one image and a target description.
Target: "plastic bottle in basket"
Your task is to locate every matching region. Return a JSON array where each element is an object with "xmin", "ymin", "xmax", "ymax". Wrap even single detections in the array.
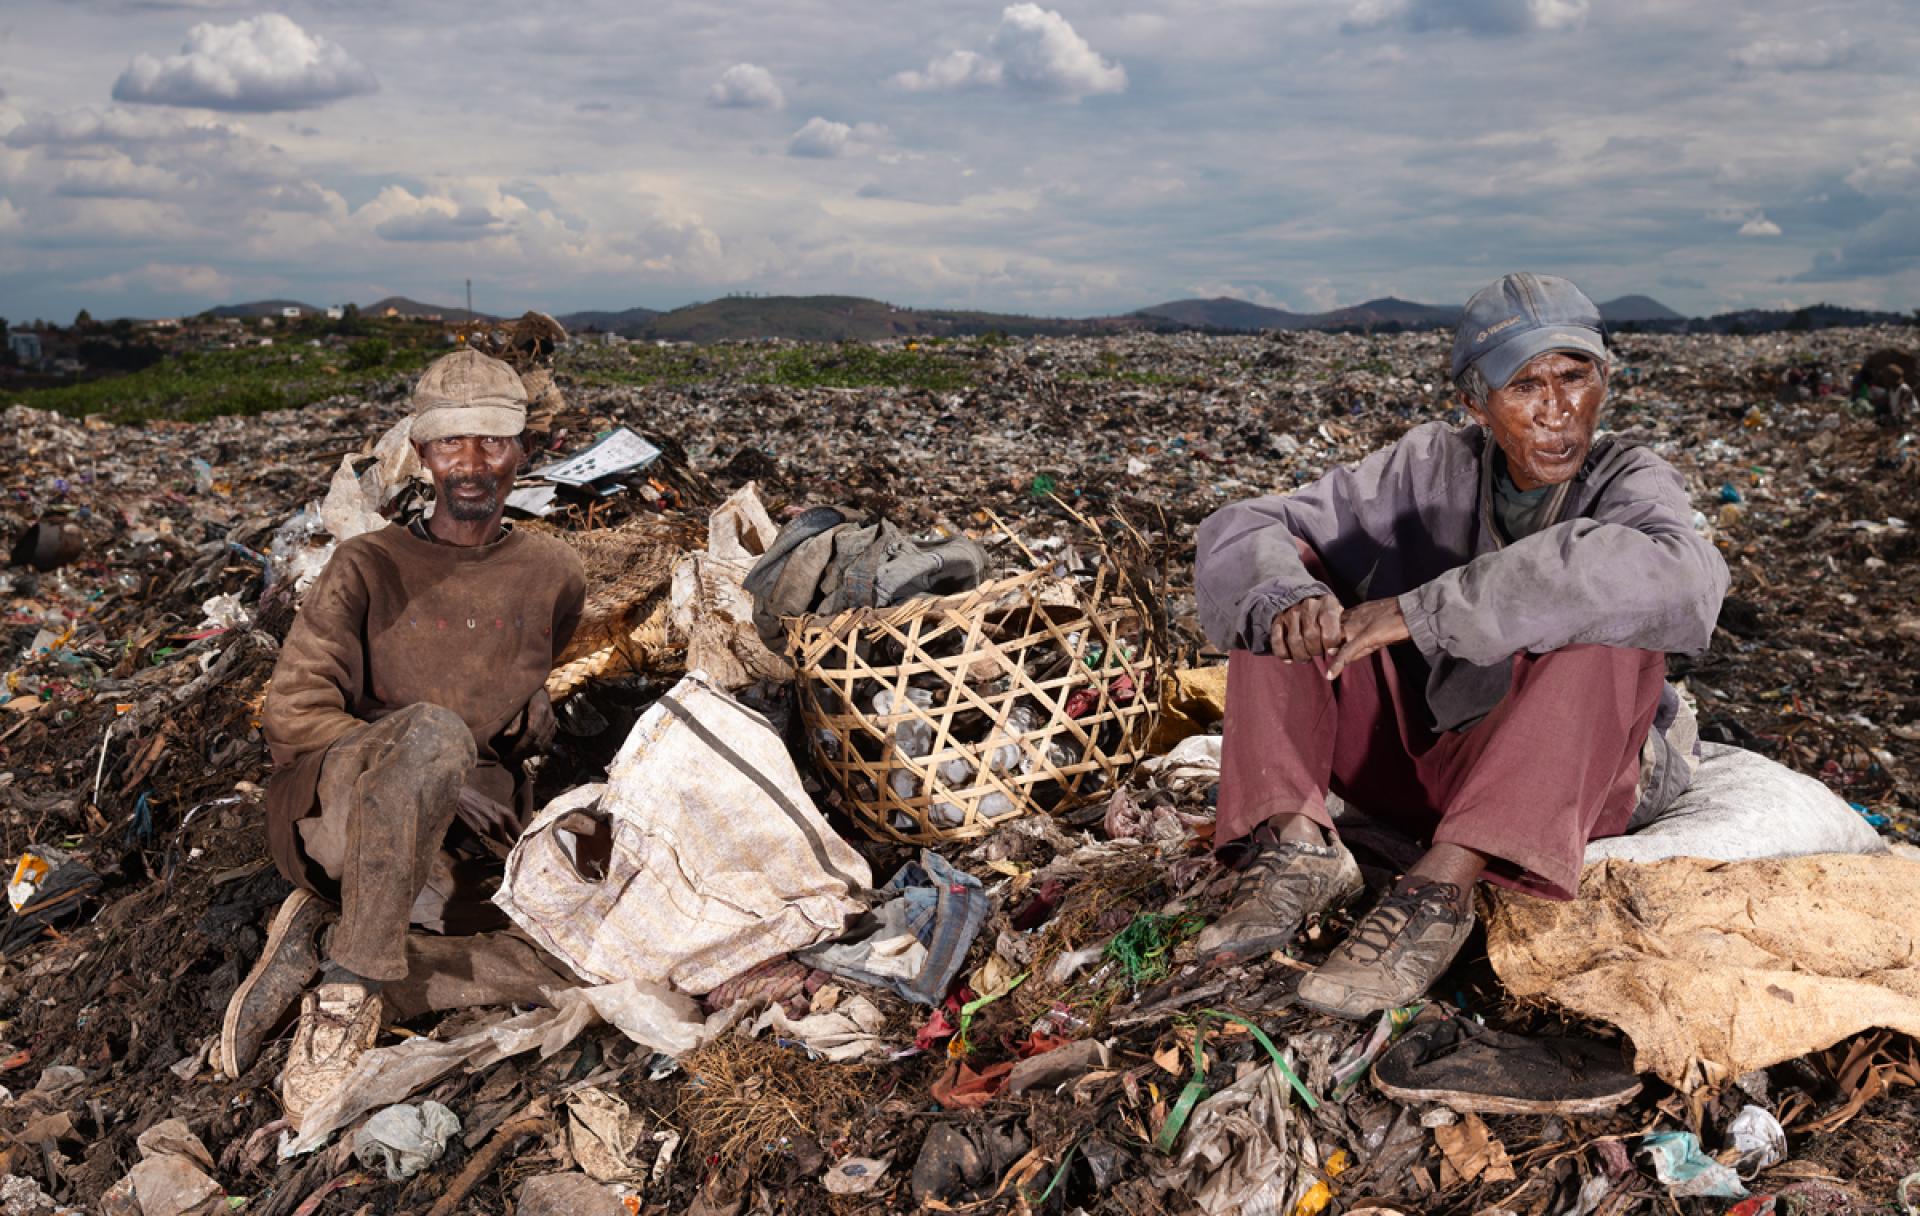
[{"xmin": 874, "ymin": 688, "xmax": 934, "ymax": 801}]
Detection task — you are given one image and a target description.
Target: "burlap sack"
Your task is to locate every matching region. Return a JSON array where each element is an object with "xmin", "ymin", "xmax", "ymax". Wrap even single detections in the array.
[{"xmin": 1486, "ymin": 853, "xmax": 1920, "ymax": 1090}]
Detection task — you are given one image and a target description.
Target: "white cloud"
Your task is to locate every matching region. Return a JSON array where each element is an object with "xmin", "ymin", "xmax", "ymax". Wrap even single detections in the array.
[
  {"xmin": 708, "ymin": 63, "xmax": 784, "ymax": 110},
  {"xmin": 1186, "ymin": 281, "xmax": 1290, "ymax": 309},
  {"xmin": 359, "ymin": 186, "xmax": 510, "ymax": 242},
  {"xmin": 75, "ymin": 262, "xmax": 236, "ymax": 299},
  {"xmin": 5, "ymin": 106, "xmax": 241, "ymax": 148},
  {"xmin": 787, "ymin": 117, "xmax": 887, "ymax": 159},
  {"xmin": 993, "ymin": 4, "xmax": 1127, "ymax": 97},
  {"xmin": 1344, "ymin": 0, "xmax": 1589, "ymax": 35},
  {"xmin": 892, "ymin": 50, "xmax": 1003, "ymax": 93},
  {"xmin": 891, "ymin": 5, "xmax": 1124, "ymax": 101},
  {"xmin": 1738, "ymin": 214, "xmax": 1782, "ymax": 237},
  {"xmin": 0, "ymin": 197, "xmax": 21, "ymax": 232},
  {"xmin": 1301, "ymin": 279, "xmax": 1342, "ymax": 311},
  {"xmin": 1730, "ymin": 35, "xmax": 1851, "ymax": 72},
  {"xmin": 112, "ymin": 15, "xmax": 378, "ymax": 112},
  {"xmin": 52, "ymin": 156, "xmax": 182, "ymax": 199},
  {"xmin": 1845, "ymin": 144, "xmax": 1920, "ymax": 198}
]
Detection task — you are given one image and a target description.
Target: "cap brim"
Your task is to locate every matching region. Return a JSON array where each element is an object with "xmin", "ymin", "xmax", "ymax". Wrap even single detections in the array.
[
  {"xmin": 411, "ymin": 404, "xmax": 525, "ymax": 442},
  {"xmin": 1476, "ymin": 327, "xmax": 1608, "ymax": 390}
]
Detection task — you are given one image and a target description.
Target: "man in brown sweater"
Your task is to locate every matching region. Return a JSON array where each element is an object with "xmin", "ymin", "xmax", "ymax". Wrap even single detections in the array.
[{"xmin": 222, "ymin": 349, "xmax": 588, "ymax": 1125}]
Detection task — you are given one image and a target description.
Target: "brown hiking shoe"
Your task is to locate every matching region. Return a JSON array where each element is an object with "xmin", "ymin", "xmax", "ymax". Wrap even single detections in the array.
[
  {"xmin": 1194, "ymin": 839, "xmax": 1364, "ymax": 962},
  {"xmin": 280, "ymin": 981, "xmax": 383, "ymax": 1127},
  {"xmin": 1297, "ymin": 879, "xmax": 1474, "ymax": 1019},
  {"xmin": 220, "ymin": 889, "xmax": 328, "ymax": 1077}
]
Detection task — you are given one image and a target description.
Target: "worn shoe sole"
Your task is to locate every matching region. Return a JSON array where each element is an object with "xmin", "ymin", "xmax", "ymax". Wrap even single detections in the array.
[
  {"xmin": 1371, "ymin": 1017, "xmax": 1643, "ymax": 1114},
  {"xmin": 1372, "ymin": 1068, "xmax": 1643, "ymax": 1115},
  {"xmin": 220, "ymin": 889, "xmax": 326, "ymax": 1077}
]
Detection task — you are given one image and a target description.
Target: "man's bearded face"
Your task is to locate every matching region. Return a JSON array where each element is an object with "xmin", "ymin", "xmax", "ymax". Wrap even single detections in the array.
[{"xmin": 416, "ymin": 434, "xmax": 522, "ymax": 522}]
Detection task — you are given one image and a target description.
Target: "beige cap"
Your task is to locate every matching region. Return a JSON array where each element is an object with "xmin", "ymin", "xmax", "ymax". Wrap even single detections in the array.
[{"xmin": 409, "ymin": 349, "xmax": 528, "ymax": 442}]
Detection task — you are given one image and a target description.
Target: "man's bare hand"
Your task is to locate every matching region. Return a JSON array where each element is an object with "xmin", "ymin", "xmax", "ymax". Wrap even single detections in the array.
[
  {"xmin": 1325, "ymin": 599, "xmax": 1410, "ymax": 680},
  {"xmin": 1271, "ymin": 595, "xmax": 1345, "ymax": 662},
  {"xmin": 456, "ymin": 786, "xmax": 521, "ymax": 843},
  {"xmin": 506, "ymin": 691, "xmax": 560, "ymax": 760}
]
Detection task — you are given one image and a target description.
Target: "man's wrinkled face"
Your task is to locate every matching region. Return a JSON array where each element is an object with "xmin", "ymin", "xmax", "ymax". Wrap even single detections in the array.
[
  {"xmin": 1466, "ymin": 351, "xmax": 1607, "ymax": 491},
  {"xmin": 415, "ymin": 434, "xmax": 523, "ymax": 521}
]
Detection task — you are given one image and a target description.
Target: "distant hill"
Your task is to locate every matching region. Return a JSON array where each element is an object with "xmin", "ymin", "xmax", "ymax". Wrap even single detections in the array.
[
  {"xmin": 575, "ymin": 295, "xmax": 1171, "ymax": 343},
  {"xmin": 185, "ymin": 290, "xmax": 1911, "ymax": 344},
  {"xmin": 558, "ymin": 306, "xmax": 663, "ymax": 334},
  {"xmin": 1316, "ymin": 297, "xmax": 1461, "ymax": 330},
  {"xmin": 364, "ymin": 296, "xmax": 493, "ymax": 322},
  {"xmin": 1133, "ymin": 297, "xmax": 1309, "ymax": 330},
  {"xmin": 206, "ymin": 299, "xmax": 319, "ymax": 319},
  {"xmin": 1691, "ymin": 303, "xmax": 1913, "ymax": 334},
  {"xmin": 1135, "ymin": 295, "xmax": 1459, "ymax": 333},
  {"xmin": 1599, "ymin": 295, "xmax": 1684, "ymax": 324}
]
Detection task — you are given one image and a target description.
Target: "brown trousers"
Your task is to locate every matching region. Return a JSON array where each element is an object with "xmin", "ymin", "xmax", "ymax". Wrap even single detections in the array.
[{"xmin": 298, "ymin": 704, "xmax": 577, "ymax": 1018}]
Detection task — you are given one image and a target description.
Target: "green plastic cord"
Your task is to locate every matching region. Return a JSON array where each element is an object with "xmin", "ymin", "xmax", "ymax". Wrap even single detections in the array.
[{"xmin": 1153, "ymin": 1010, "xmax": 1319, "ymax": 1154}]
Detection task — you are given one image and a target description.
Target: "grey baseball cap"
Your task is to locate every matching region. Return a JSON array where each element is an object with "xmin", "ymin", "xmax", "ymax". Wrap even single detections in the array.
[{"xmin": 1450, "ymin": 273, "xmax": 1608, "ymax": 389}]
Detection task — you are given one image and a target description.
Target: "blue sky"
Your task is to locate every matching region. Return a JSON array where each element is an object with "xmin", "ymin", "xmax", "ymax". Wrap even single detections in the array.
[{"xmin": 2, "ymin": 0, "xmax": 1916, "ymax": 322}]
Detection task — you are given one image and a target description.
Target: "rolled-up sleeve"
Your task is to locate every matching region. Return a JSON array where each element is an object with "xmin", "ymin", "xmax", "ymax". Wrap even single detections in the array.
[{"xmin": 1196, "ymin": 429, "xmax": 1431, "ymax": 653}]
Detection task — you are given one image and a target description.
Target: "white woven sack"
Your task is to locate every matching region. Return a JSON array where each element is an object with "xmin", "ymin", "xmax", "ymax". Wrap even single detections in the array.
[
  {"xmin": 495, "ymin": 671, "xmax": 871, "ymax": 995},
  {"xmin": 1583, "ymin": 742, "xmax": 1886, "ymax": 865}
]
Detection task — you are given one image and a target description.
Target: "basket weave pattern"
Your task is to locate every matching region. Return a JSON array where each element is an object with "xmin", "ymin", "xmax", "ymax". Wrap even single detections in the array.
[{"xmin": 792, "ymin": 568, "xmax": 1159, "ymax": 844}]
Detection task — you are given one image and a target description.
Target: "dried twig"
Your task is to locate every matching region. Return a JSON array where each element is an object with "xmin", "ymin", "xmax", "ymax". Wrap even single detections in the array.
[{"xmin": 425, "ymin": 1101, "xmax": 552, "ymax": 1216}]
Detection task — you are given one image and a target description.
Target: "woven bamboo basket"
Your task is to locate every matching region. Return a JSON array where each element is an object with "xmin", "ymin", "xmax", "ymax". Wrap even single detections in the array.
[{"xmin": 790, "ymin": 565, "xmax": 1159, "ymax": 844}]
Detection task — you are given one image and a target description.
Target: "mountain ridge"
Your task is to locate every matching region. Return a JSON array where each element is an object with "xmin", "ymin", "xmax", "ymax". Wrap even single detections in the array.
[{"xmin": 182, "ymin": 292, "xmax": 1915, "ymax": 341}]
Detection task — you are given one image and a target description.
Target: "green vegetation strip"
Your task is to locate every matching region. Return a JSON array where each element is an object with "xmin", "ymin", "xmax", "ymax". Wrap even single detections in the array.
[
  {"xmin": 12, "ymin": 343, "xmax": 432, "ymax": 424},
  {"xmin": 566, "ymin": 341, "xmax": 974, "ymax": 392}
]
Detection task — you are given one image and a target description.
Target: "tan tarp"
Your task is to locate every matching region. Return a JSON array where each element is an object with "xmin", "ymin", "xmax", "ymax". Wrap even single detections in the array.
[{"xmin": 1486, "ymin": 853, "xmax": 1920, "ymax": 1090}]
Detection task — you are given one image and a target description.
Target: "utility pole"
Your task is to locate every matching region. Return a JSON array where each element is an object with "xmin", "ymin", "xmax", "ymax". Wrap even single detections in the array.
[{"xmin": 465, "ymin": 278, "xmax": 473, "ymax": 315}]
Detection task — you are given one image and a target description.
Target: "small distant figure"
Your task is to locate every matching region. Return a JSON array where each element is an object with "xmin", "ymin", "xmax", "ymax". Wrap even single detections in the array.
[{"xmin": 1889, "ymin": 370, "xmax": 1917, "ymax": 426}]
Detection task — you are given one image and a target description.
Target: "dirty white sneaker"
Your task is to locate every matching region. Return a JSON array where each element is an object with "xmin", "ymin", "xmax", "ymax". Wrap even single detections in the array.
[{"xmin": 280, "ymin": 981, "xmax": 382, "ymax": 1127}]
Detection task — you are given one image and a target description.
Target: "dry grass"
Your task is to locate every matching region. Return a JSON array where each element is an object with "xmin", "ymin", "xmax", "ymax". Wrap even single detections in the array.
[{"xmin": 676, "ymin": 1036, "xmax": 875, "ymax": 1168}]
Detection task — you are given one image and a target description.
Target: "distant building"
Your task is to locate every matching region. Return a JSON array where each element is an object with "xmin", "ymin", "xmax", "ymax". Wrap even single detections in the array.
[
  {"xmin": 280, "ymin": 306, "xmax": 304, "ymax": 319},
  {"xmin": 7, "ymin": 331, "xmax": 42, "ymax": 363},
  {"xmin": 325, "ymin": 306, "xmax": 346, "ymax": 320}
]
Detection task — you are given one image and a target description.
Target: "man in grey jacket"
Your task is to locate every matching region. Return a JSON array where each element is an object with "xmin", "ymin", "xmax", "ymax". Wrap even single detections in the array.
[{"xmin": 1192, "ymin": 273, "xmax": 1728, "ymax": 1018}]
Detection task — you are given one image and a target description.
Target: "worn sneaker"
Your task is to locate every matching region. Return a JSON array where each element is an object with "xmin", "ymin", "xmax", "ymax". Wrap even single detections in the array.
[
  {"xmin": 1194, "ymin": 839, "xmax": 1364, "ymax": 962},
  {"xmin": 1296, "ymin": 879, "xmax": 1474, "ymax": 1019},
  {"xmin": 280, "ymin": 981, "xmax": 383, "ymax": 1127},
  {"xmin": 220, "ymin": 889, "xmax": 328, "ymax": 1078}
]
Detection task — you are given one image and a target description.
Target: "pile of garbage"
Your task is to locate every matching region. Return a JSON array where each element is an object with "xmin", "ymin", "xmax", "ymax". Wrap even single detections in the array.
[{"xmin": 1, "ymin": 324, "xmax": 1917, "ymax": 1215}]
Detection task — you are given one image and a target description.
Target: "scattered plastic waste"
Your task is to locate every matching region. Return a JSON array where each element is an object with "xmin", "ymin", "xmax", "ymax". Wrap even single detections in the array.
[
  {"xmin": 352, "ymin": 1101, "xmax": 461, "ymax": 1181},
  {"xmin": 1639, "ymin": 1131, "xmax": 1748, "ymax": 1199}
]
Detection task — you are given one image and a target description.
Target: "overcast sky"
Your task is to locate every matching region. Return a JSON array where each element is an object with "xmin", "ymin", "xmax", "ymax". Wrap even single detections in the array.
[{"xmin": 2, "ymin": 0, "xmax": 1916, "ymax": 322}]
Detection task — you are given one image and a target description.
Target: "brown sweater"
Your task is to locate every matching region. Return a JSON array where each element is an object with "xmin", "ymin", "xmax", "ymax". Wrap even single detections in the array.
[{"xmin": 262, "ymin": 522, "xmax": 586, "ymax": 891}]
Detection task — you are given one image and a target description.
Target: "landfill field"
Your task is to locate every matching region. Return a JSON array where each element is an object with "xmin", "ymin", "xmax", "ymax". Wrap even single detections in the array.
[{"xmin": 2, "ymin": 326, "xmax": 1918, "ymax": 1214}]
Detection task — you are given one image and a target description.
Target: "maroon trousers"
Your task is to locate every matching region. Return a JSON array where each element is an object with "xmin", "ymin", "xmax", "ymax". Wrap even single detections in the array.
[{"xmin": 1218, "ymin": 634, "xmax": 1666, "ymax": 901}]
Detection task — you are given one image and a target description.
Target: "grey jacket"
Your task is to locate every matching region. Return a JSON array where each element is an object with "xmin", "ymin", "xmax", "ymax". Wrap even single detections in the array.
[{"xmin": 1195, "ymin": 421, "xmax": 1729, "ymax": 734}]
